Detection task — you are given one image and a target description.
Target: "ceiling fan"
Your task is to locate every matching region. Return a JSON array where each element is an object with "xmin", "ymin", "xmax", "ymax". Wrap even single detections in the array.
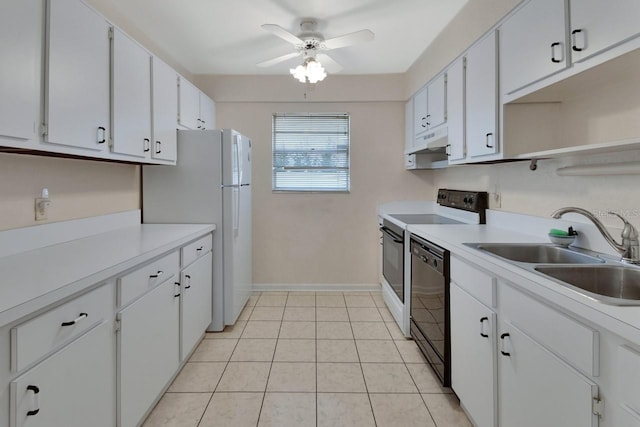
[{"xmin": 257, "ymin": 19, "xmax": 374, "ymax": 83}]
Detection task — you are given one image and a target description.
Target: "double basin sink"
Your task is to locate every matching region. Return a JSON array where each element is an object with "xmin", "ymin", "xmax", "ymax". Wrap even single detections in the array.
[{"xmin": 465, "ymin": 243, "xmax": 640, "ymax": 306}]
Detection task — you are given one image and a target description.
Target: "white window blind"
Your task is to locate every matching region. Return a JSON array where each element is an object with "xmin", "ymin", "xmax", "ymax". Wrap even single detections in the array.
[{"xmin": 272, "ymin": 113, "xmax": 350, "ymax": 192}]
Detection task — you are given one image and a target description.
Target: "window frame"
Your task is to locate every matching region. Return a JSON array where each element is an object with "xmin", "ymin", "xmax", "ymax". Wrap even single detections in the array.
[{"xmin": 271, "ymin": 112, "xmax": 351, "ymax": 193}]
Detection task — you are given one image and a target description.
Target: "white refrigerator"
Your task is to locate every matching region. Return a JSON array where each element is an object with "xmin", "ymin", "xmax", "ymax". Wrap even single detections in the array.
[{"xmin": 142, "ymin": 129, "xmax": 252, "ymax": 331}]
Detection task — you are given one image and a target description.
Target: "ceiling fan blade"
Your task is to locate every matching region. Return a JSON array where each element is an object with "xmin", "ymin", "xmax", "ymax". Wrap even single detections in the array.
[
  {"xmin": 261, "ymin": 24, "xmax": 304, "ymax": 46},
  {"xmin": 257, "ymin": 52, "xmax": 300, "ymax": 68},
  {"xmin": 316, "ymin": 54, "xmax": 343, "ymax": 73},
  {"xmin": 321, "ymin": 29, "xmax": 374, "ymax": 50}
]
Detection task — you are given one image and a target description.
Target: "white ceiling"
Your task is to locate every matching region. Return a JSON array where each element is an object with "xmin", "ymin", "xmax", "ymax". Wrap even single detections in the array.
[{"xmin": 91, "ymin": 0, "xmax": 469, "ymax": 75}]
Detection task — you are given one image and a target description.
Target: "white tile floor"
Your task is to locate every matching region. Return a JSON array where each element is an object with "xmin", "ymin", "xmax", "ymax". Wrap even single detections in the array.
[{"xmin": 143, "ymin": 291, "xmax": 472, "ymax": 427}]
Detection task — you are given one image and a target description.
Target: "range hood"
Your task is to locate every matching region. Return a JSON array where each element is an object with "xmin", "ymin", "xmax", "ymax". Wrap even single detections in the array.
[{"xmin": 407, "ymin": 125, "xmax": 448, "ymax": 154}]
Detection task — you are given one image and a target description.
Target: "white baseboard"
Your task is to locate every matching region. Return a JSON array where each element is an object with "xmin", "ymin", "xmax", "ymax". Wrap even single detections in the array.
[{"xmin": 253, "ymin": 283, "xmax": 381, "ymax": 292}]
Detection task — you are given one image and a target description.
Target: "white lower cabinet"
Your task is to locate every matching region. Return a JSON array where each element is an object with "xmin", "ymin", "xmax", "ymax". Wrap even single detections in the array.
[
  {"xmin": 9, "ymin": 321, "xmax": 115, "ymax": 427},
  {"xmin": 450, "ymin": 282, "xmax": 496, "ymax": 427},
  {"xmin": 180, "ymin": 252, "xmax": 212, "ymax": 360},
  {"xmin": 498, "ymin": 320, "xmax": 599, "ymax": 427},
  {"xmin": 117, "ymin": 277, "xmax": 180, "ymax": 427}
]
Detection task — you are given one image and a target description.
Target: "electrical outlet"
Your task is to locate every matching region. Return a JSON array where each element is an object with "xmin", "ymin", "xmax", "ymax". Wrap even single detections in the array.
[
  {"xmin": 491, "ymin": 192, "xmax": 502, "ymax": 208},
  {"xmin": 35, "ymin": 198, "xmax": 50, "ymax": 221}
]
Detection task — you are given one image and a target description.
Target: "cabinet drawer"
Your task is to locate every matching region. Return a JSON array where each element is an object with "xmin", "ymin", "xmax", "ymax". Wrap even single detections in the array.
[
  {"xmin": 10, "ymin": 284, "xmax": 112, "ymax": 373},
  {"xmin": 118, "ymin": 250, "xmax": 179, "ymax": 307},
  {"xmin": 619, "ymin": 345, "xmax": 640, "ymax": 415},
  {"xmin": 181, "ymin": 234, "xmax": 212, "ymax": 268},
  {"xmin": 450, "ymin": 256, "xmax": 495, "ymax": 308},
  {"xmin": 500, "ymin": 282, "xmax": 599, "ymax": 376}
]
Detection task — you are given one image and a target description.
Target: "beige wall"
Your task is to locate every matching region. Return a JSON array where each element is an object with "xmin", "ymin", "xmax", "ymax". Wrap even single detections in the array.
[
  {"xmin": 0, "ymin": 153, "xmax": 139, "ymax": 231},
  {"xmin": 405, "ymin": 0, "xmax": 520, "ymax": 97},
  {"xmin": 214, "ymin": 99, "xmax": 433, "ymax": 285}
]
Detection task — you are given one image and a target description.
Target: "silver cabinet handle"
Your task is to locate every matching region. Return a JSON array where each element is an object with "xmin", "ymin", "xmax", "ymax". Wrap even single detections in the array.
[
  {"xmin": 446, "ymin": 144, "xmax": 451, "ymax": 157},
  {"xmin": 485, "ymin": 132, "xmax": 494, "ymax": 148},
  {"xmin": 500, "ymin": 333, "xmax": 511, "ymax": 356},
  {"xmin": 97, "ymin": 126, "xmax": 106, "ymax": 144},
  {"xmin": 571, "ymin": 29, "xmax": 585, "ymax": 52},
  {"xmin": 149, "ymin": 270, "xmax": 163, "ymax": 279},
  {"xmin": 155, "ymin": 140, "xmax": 162, "ymax": 154},
  {"xmin": 196, "ymin": 246, "xmax": 204, "ymax": 254},
  {"xmin": 144, "ymin": 138, "xmax": 150, "ymax": 152},
  {"xmin": 61, "ymin": 312, "xmax": 88, "ymax": 327},
  {"xmin": 480, "ymin": 317, "xmax": 489, "ymax": 338},
  {"xmin": 174, "ymin": 282, "xmax": 181, "ymax": 298},
  {"xmin": 550, "ymin": 42, "xmax": 562, "ymax": 63},
  {"xmin": 184, "ymin": 274, "xmax": 191, "ymax": 289},
  {"xmin": 26, "ymin": 385, "xmax": 40, "ymax": 416}
]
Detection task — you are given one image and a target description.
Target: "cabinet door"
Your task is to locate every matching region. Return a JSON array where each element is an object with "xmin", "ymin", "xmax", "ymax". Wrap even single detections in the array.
[
  {"xmin": 404, "ymin": 99, "xmax": 413, "ymax": 153},
  {"xmin": 10, "ymin": 322, "xmax": 115, "ymax": 427},
  {"xmin": 199, "ymin": 93, "xmax": 216, "ymax": 130},
  {"xmin": 498, "ymin": 320, "xmax": 599, "ymax": 427},
  {"xmin": 466, "ymin": 31, "xmax": 499, "ymax": 158},
  {"xmin": 427, "ymin": 74, "xmax": 446, "ymax": 129},
  {"xmin": 181, "ymin": 252, "xmax": 212, "ymax": 360},
  {"xmin": 45, "ymin": 0, "xmax": 110, "ymax": 151},
  {"xmin": 178, "ymin": 77, "xmax": 200, "ymax": 130},
  {"xmin": 450, "ymin": 282, "xmax": 496, "ymax": 427},
  {"xmin": 500, "ymin": 0, "xmax": 567, "ymax": 95},
  {"xmin": 447, "ymin": 58, "xmax": 465, "ymax": 163},
  {"xmin": 111, "ymin": 28, "xmax": 151, "ymax": 158},
  {"xmin": 570, "ymin": 0, "xmax": 640, "ymax": 63},
  {"xmin": 151, "ymin": 57, "xmax": 178, "ymax": 162},
  {"xmin": 413, "ymin": 87, "xmax": 428, "ymax": 137},
  {"xmin": 118, "ymin": 278, "xmax": 180, "ymax": 427},
  {"xmin": 0, "ymin": 0, "xmax": 41, "ymax": 143}
]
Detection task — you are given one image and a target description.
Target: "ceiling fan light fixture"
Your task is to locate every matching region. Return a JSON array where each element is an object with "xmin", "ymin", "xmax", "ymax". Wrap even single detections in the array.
[{"xmin": 289, "ymin": 57, "xmax": 327, "ymax": 84}]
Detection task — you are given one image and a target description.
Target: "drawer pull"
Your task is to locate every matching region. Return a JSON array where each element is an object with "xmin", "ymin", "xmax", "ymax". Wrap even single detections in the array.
[
  {"xmin": 184, "ymin": 274, "xmax": 191, "ymax": 289},
  {"xmin": 500, "ymin": 332, "xmax": 511, "ymax": 356},
  {"xmin": 174, "ymin": 282, "xmax": 181, "ymax": 298},
  {"xmin": 196, "ymin": 246, "xmax": 204, "ymax": 253},
  {"xmin": 26, "ymin": 385, "xmax": 40, "ymax": 416},
  {"xmin": 149, "ymin": 270, "xmax": 164, "ymax": 279},
  {"xmin": 61, "ymin": 313, "xmax": 88, "ymax": 327},
  {"xmin": 479, "ymin": 317, "xmax": 489, "ymax": 338}
]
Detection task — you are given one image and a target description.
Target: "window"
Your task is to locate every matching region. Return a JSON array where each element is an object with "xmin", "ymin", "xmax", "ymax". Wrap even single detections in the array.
[{"xmin": 272, "ymin": 113, "xmax": 350, "ymax": 192}]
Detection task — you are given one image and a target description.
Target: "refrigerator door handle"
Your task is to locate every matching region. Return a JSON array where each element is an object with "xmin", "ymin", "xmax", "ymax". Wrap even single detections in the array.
[
  {"xmin": 234, "ymin": 135, "xmax": 242, "ymax": 186},
  {"xmin": 233, "ymin": 187, "xmax": 240, "ymax": 235}
]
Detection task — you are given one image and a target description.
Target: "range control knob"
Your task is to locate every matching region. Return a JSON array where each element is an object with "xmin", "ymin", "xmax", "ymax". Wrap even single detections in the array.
[
  {"xmin": 463, "ymin": 197, "xmax": 469, "ymax": 203},
  {"xmin": 468, "ymin": 197, "xmax": 474, "ymax": 205}
]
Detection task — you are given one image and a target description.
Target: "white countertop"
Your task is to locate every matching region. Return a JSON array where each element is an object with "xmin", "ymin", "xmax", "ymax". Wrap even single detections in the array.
[
  {"xmin": 0, "ymin": 222, "xmax": 215, "ymax": 326},
  {"xmin": 407, "ymin": 223, "xmax": 640, "ymax": 344}
]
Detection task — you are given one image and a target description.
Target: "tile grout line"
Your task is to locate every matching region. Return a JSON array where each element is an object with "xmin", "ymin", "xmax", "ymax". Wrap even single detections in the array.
[
  {"xmin": 255, "ymin": 292, "xmax": 286, "ymax": 426},
  {"xmin": 380, "ymin": 302, "xmax": 440, "ymax": 427},
  {"xmin": 347, "ymin": 293, "xmax": 379, "ymax": 427},
  {"xmin": 195, "ymin": 306, "xmax": 250, "ymax": 427}
]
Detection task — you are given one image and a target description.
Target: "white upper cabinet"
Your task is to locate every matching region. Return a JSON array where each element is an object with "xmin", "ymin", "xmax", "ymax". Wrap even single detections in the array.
[
  {"xmin": 500, "ymin": 0, "xmax": 568, "ymax": 95},
  {"xmin": 446, "ymin": 57, "xmax": 465, "ymax": 163},
  {"xmin": 111, "ymin": 28, "xmax": 151, "ymax": 158},
  {"xmin": 466, "ymin": 31, "xmax": 499, "ymax": 159},
  {"xmin": 404, "ymin": 99, "xmax": 413, "ymax": 153},
  {"xmin": 45, "ymin": 0, "xmax": 110, "ymax": 152},
  {"xmin": 413, "ymin": 87, "xmax": 428, "ymax": 138},
  {"xmin": 199, "ymin": 93, "xmax": 216, "ymax": 130},
  {"xmin": 151, "ymin": 57, "xmax": 178, "ymax": 162},
  {"xmin": 427, "ymin": 73, "xmax": 446, "ymax": 129},
  {"xmin": 570, "ymin": 0, "xmax": 640, "ymax": 63},
  {"xmin": 178, "ymin": 77, "xmax": 201, "ymax": 130},
  {"xmin": 0, "ymin": 0, "xmax": 41, "ymax": 143}
]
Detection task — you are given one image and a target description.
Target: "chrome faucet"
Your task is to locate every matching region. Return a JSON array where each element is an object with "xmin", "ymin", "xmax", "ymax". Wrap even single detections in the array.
[{"xmin": 551, "ymin": 207, "xmax": 640, "ymax": 264}]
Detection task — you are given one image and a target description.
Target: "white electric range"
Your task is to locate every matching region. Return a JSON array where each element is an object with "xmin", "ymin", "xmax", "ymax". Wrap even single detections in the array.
[{"xmin": 377, "ymin": 189, "xmax": 488, "ymax": 339}]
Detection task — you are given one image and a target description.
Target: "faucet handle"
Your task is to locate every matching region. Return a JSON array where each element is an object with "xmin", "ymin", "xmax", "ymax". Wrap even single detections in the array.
[{"xmin": 608, "ymin": 211, "xmax": 639, "ymax": 240}]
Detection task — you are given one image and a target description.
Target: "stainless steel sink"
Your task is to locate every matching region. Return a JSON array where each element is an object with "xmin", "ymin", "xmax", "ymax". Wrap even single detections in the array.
[
  {"xmin": 469, "ymin": 243, "xmax": 604, "ymax": 264},
  {"xmin": 535, "ymin": 265, "xmax": 640, "ymax": 305}
]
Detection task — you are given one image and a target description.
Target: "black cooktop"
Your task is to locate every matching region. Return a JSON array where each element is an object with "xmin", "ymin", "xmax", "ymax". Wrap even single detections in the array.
[{"xmin": 389, "ymin": 214, "xmax": 464, "ymax": 225}]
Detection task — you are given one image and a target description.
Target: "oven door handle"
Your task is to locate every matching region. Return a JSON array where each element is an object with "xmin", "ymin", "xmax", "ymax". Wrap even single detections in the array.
[{"xmin": 380, "ymin": 226, "xmax": 404, "ymax": 243}]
